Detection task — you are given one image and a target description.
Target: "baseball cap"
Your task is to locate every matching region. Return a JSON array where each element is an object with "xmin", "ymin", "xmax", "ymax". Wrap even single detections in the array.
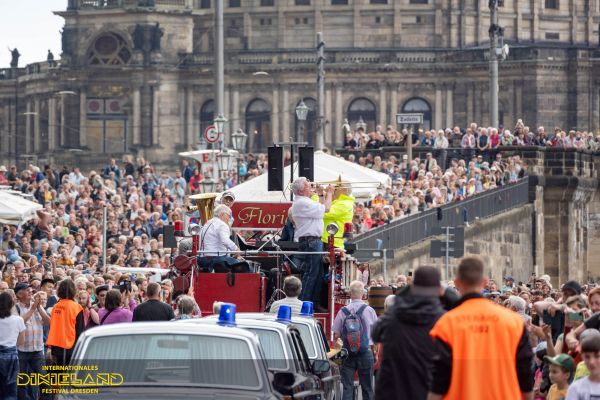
[
  {"xmin": 222, "ymin": 191, "xmax": 235, "ymax": 201},
  {"xmin": 14, "ymin": 283, "xmax": 30, "ymax": 294},
  {"xmin": 562, "ymin": 280, "xmax": 582, "ymax": 295},
  {"xmin": 544, "ymin": 354, "xmax": 575, "ymax": 380}
]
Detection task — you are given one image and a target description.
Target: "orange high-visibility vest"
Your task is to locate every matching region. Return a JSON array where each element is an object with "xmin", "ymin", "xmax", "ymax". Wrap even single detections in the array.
[
  {"xmin": 47, "ymin": 299, "xmax": 83, "ymax": 350},
  {"xmin": 429, "ymin": 297, "xmax": 525, "ymax": 400}
]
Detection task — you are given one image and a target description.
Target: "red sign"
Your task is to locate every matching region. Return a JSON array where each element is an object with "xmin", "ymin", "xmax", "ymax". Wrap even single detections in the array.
[
  {"xmin": 231, "ymin": 202, "xmax": 291, "ymax": 229},
  {"xmin": 204, "ymin": 125, "xmax": 219, "ymax": 143}
]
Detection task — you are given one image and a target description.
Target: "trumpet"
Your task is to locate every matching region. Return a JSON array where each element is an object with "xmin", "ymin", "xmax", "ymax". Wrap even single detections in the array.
[{"xmin": 311, "ymin": 180, "xmax": 383, "ymax": 189}]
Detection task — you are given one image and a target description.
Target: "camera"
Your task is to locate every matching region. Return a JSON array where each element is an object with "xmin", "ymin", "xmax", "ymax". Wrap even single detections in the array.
[{"xmin": 119, "ymin": 280, "xmax": 132, "ymax": 293}]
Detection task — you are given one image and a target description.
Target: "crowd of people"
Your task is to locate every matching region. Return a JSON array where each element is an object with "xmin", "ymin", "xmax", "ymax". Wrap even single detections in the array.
[{"xmin": 343, "ymin": 120, "xmax": 600, "ymax": 151}]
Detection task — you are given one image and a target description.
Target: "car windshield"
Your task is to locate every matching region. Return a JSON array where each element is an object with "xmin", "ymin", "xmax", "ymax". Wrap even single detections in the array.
[
  {"xmin": 245, "ymin": 328, "xmax": 289, "ymax": 370},
  {"xmin": 295, "ymin": 323, "xmax": 317, "ymax": 359},
  {"xmin": 78, "ymin": 334, "xmax": 261, "ymax": 389}
]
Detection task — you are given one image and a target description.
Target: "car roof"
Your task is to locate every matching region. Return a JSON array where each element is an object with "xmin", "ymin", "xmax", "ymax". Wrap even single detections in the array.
[
  {"xmin": 181, "ymin": 317, "xmax": 298, "ymax": 333},
  {"xmin": 236, "ymin": 312, "xmax": 320, "ymax": 327},
  {"xmin": 80, "ymin": 322, "xmax": 259, "ymax": 341}
]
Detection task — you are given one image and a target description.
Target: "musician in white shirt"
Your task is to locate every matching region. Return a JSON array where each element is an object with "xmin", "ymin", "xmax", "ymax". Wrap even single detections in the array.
[
  {"xmin": 291, "ymin": 177, "xmax": 333, "ymax": 307},
  {"xmin": 197, "ymin": 204, "xmax": 239, "ymax": 271}
]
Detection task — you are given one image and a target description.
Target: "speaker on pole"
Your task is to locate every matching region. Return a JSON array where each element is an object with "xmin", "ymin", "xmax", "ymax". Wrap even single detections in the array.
[
  {"xmin": 268, "ymin": 146, "xmax": 284, "ymax": 191},
  {"xmin": 298, "ymin": 146, "xmax": 314, "ymax": 182}
]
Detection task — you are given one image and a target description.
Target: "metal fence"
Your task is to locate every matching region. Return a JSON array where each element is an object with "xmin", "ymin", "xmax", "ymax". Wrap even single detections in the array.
[{"xmin": 351, "ymin": 177, "xmax": 530, "ymax": 250}]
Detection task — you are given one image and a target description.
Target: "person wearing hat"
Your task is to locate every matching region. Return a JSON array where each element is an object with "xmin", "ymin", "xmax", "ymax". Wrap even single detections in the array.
[
  {"xmin": 534, "ymin": 280, "xmax": 583, "ymax": 342},
  {"xmin": 0, "ymin": 165, "xmax": 8, "ymax": 185},
  {"xmin": 544, "ymin": 353, "xmax": 575, "ymax": 399},
  {"xmin": 220, "ymin": 191, "xmax": 235, "ymax": 208},
  {"xmin": 14, "ymin": 282, "xmax": 51, "ymax": 400},
  {"xmin": 372, "ymin": 265, "xmax": 445, "ymax": 400}
]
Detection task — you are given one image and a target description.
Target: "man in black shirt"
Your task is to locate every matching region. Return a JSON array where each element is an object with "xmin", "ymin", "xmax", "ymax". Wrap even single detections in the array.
[{"xmin": 132, "ymin": 282, "xmax": 175, "ymax": 321}]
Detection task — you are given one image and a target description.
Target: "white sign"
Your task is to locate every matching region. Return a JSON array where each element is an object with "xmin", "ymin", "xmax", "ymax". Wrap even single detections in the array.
[
  {"xmin": 396, "ymin": 113, "xmax": 424, "ymax": 124},
  {"xmin": 204, "ymin": 125, "xmax": 220, "ymax": 143}
]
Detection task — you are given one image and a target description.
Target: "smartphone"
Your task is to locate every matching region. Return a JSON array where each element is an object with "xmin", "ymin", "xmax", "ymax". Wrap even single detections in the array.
[
  {"xmin": 568, "ymin": 312, "xmax": 584, "ymax": 322},
  {"xmin": 23, "ymin": 268, "xmax": 31, "ymax": 273},
  {"xmin": 408, "ymin": 271, "xmax": 413, "ymax": 277}
]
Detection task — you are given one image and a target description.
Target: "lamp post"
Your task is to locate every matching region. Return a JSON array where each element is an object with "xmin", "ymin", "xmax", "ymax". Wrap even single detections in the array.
[
  {"xmin": 295, "ymin": 100, "xmax": 309, "ymax": 143},
  {"xmin": 199, "ymin": 178, "xmax": 217, "ymax": 194},
  {"xmin": 231, "ymin": 128, "xmax": 248, "ymax": 182},
  {"xmin": 214, "ymin": 113, "xmax": 227, "ymax": 147}
]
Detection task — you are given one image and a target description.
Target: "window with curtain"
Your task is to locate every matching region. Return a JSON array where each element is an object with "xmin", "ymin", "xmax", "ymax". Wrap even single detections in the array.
[
  {"xmin": 79, "ymin": 334, "xmax": 262, "ymax": 389},
  {"xmin": 246, "ymin": 328, "xmax": 289, "ymax": 370}
]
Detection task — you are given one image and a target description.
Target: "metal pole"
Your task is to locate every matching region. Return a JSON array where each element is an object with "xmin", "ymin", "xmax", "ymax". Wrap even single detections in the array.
[
  {"xmin": 445, "ymin": 227, "xmax": 450, "ymax": 281},
  {"xmin": 489, "ymin": 0, "xmax": 499, "ymax": 128},
  {"xmin": 316, "ymin": 32, "xmax": 325, "ymax": 151},
  {"xmin": 289, "ymin": 144, "xmax": 294, "ymax": 201},
  {"xmin": 215, "ymin": 0, "xmax": 225, "ymax": 116},
  {"xmin": 407, "ymin": 126, "xmax": 413, "ymax": 165},
  {"xmin": 383, "ymin": 249, "xmax": 388, "ymax": 283},
  {"xmin": 102, "ymin": 206, "xmax": 107, "ymax": 269}
]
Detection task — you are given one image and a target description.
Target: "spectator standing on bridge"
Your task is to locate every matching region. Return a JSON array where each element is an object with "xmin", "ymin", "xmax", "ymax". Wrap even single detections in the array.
[
  {"xmin": 372, "ymin": 265, "xmax": 445, "ymax": 400},
  {"xmin": 291, "ymin": 177, "xmax": 332, "ymax": 308},
  {"xmin": 427, "ymin": 257, "xmax": 534, "ymax": 400}
]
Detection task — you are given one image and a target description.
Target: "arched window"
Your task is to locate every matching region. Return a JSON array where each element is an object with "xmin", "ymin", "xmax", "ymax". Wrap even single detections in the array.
[
  {"xmin": 199, "ymin": 99, "xmax": 215, "ymax": 144},
  {"xmin": 294, "ymin": 97, "xmax": 317, "ymax": 146},
  {"xmin": 245, "ymin": 99, "xmax": 271, "ymax": 152},
  {"xmin": 87, "ymin": 33, "xmax": 131, "ymax": 65},
  {"xmin": 401, "ymin": 97, "xmax": 432, "ymax": 132},
  {"xmin": 347, "ymin": 97, "xmax": 376, "ymax": 133}
]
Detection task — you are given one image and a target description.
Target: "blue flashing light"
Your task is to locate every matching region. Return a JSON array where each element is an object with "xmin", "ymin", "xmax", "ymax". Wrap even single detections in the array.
[
  {"xmin": 218, "ymin": 303, "xmax": 237, "ymax": 326},
  {"xmin": 276, "ymin": 305, "xmax": 292, "ymax": 323},
  {"xmin": 299, "ymin": 301, "xmax": 314, "ymax": 317}
]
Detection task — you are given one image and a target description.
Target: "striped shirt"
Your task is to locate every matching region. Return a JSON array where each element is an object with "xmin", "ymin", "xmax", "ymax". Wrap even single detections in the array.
[
  {"xmin": 15, "ymin": 302, "xmax": 45, "ymax": 352},
  {"xmin": 270, "ymin": 297, "xmax": 304, "ymax": 315}
]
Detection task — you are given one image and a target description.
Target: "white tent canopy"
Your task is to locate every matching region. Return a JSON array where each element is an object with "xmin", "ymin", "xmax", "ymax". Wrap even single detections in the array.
[
  {"xmin": 225, "ymin": 151, "xmax": 391, "ymax": 202},
  {"xmin": 0, "ymin": 191, "xmax": 43, "ymax": 225}
]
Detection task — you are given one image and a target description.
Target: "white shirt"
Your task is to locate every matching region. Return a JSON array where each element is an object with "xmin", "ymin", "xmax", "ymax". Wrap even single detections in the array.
[
  {"xmin": 199, "ymin": 217, "xmax": 237, "ymax": 256},
  {"xmin": 0, "ymin": 315, "xmax": 26, "ymax": 347},
  {"xmin": 566, "ymin": 376, "xmax": 600, "ymax": 399},
  {"xmin": 292, "ymin": 195, "xmax": 325, "ymax": 240},
  {"xmin": 270, "ymin": 297, "xmax": 303, "ymax": 315}
]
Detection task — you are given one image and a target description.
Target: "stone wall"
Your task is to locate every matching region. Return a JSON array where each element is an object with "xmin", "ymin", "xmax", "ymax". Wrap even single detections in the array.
[{"xmin": 370, "ymin": 205, "xmax": 535, "ymax": 286}]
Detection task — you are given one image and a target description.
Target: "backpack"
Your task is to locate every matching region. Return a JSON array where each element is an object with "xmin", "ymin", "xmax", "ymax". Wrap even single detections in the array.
[{"xmin": 341, "ymin": 304, "xmax": 369, "ymax": 355}]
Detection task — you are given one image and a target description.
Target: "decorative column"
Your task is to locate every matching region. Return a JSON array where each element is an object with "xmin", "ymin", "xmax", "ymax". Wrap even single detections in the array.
[
  {"xmin": 467, "ymin": 84, "xmax": 474, "ymax": 123},
  {"xmin": 325, "ymin": 84, "xmax": 333, "ymax": 146},
  {"xmin": 152, "ymin": 86, "xmax": 159, "ymax": 145},
  {"xmin": 445, "ymin": 86, "xmax": 454, "ymax": 129},
  {"xmin": 282, "ymin": 85, "xmax": 289, "ymax": 141},
  {"xmin": 2, "ymin": 105, "xmax": 9, "ymax": 154},
  {"xmin": 390, "ymin": 83, "xmax": 398, "ymax": 127},
  {"xmin": 33, "ymin": 97, "xmax": 40, "ymax": 152},
  {"xmin": 379, "ymin": 83, "xmax": 387, "ymax": 126},
  {"xmin": 272, "ymin": 84, "xmax": 280, "ymax": 144},
  {"xmin": 132, "ymin": 87, "xmax": 141, "ymax": 146},
  {"xmin": 186, "ymin": 87, "xmax": 195, "ymax": 147},
  {"xmin": 48, "ymin": 98, "xmax": 57, "ymax": 150},
  {"xmin": 25, "ymin": 99, "xmax": 32, "ymax": 153},
  {"xmin": 435, "ymin": 87, "xmax": 443, "ymax": 130},
  {"xmin": 231, "ymin": 86, "xmax": 240, "ymax": 134},
  {"xmin": 79, "ymin": 90, "xmax": 87, "ymax": 148},
  {"xmin": 60, "ymin": 96, "xmax": 66, "ymax": 147},
  {"xmin": 334, "ymin": 83, "xmax": 343, "ymax": 146}
]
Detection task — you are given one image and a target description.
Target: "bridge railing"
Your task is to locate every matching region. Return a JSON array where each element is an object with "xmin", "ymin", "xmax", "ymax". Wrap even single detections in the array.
[
  {"xmin": 351, "ymin": 177, "xmax": 530, "ymax": 250},
  {"xmin": 335, "ymin": 146, "xmax": 598, "ymax": 179}
]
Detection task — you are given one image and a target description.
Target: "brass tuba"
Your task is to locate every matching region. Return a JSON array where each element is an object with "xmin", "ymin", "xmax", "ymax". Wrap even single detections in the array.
[{"xmin": 188, "ymin": 193, "xmax": 219, "ymax": 224}]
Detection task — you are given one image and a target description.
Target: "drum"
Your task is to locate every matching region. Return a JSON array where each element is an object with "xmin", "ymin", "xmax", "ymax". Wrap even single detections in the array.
[{"xmin": 368, "ymin": 286, "xmax": 394, "ymax": 316}]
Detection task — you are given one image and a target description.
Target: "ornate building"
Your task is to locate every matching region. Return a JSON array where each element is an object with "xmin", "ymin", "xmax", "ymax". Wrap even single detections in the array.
[{"xmin": 1, "ymin": 0, "xmax": 599, "ymax": 168}]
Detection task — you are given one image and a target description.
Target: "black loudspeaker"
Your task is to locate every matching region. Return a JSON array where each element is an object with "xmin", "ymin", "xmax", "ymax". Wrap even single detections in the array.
[
  {"xmin": 268, "ymin": 146, "xmax": 284, "ymax": 191},
  {"xmin": 163, "ymin": 225, "xmax": 177, "ymax": 249},
  {"xmin": 298, "ymin": 146, "xmax": 314, "ymax": 182}
]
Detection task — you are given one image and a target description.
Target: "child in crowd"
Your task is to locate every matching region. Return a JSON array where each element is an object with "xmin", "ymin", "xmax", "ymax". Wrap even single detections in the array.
[
  {"xmin": 544, "ymin": 353, "xmax": 575, "ymax": 400},
  {"xmin": 567, "ymin": 335, "xmax": 600, "ymax": 399}
]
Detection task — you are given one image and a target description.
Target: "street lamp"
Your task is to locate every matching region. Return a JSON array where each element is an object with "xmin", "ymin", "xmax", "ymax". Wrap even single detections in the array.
[
  {"xmin": 296, "ymin": 100, "xmax": 309, "ymax": 143},
  {"xmin": 218, "ymin": 148, "xmax": 237, "ymax": 173},
  {"xmin": 231, "ymin": 128, "xmax": 248, "ymax": 152},
  {"xmin": 214, "ymin": 113, "xmax": 227, "ymax": 138},
  {"xmin": 199, "ymin": 178, "xmax": 218, "ymax": 193}
]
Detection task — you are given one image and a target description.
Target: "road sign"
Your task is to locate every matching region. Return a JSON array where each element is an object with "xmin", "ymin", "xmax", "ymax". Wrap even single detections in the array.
[
  {"xmin": 396, "ymin": 113, "xmax": 423, "ymax": 125},
  {"xmin": 204, "ymin": 125, "xmax": 220, "ymax": 143}
]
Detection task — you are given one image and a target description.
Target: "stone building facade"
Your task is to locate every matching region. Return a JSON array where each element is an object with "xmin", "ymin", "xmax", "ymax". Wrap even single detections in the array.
[{"xmin": 1, "ymin": 0, "xmax": 600, "ymax": 168}]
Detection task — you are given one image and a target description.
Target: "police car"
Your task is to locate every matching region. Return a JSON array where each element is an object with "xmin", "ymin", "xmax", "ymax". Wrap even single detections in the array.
[
  {"xmin": 60, "ymin": 322, "xmax": 281, "ymax": 399},
  {"xmin": 180, "ymin": 304, "xmax": 327, "ymax": 399},
  {"xmin": 234, "ymin": 302, "xmax": 342, "ymax": 400}
]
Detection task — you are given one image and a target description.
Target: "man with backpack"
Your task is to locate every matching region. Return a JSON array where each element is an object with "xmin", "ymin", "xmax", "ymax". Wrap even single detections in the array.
[{"xmin": 332, "ymin": 280, "xmax": 378, "ymax": 400}]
